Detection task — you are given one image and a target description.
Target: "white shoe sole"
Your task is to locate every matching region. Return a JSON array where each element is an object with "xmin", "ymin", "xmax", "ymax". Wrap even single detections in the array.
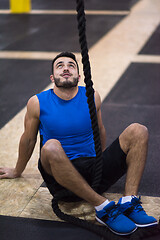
[
  {"xmin": 96, "ymin": 216, "xmax": 137, "ymax": 236},
  {"xmin": 135, "ymin": 221, "xmax": 158, "ymax": 227}
]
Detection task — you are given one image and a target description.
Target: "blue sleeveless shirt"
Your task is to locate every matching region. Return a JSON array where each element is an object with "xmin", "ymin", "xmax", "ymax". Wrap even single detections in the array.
[{"xmin": 37, "ymin": 86, "xmax": 96, "ymax": 160}]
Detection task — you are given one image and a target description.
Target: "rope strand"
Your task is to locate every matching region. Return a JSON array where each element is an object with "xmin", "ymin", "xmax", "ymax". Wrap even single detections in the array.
[{"xmin": 76, "ymin": 0, "xmax": 103, "ymax": 191}]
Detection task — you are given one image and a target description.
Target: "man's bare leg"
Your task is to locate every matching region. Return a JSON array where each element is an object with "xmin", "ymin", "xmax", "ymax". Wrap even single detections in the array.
[
  {"xmin": 119, "ymin": 123, "xmax": 148, "ymax": 196},
  {"xmin": 118, "ymin": 123, "xmax": 157, "ymax": 227},
  {"xmin": 41, "ymin": 139, "xmax": 106, "ymax": 206}
]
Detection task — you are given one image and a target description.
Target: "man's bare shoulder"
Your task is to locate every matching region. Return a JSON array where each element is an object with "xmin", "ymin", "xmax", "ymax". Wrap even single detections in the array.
[{"xmin": 27, "ymin": 95, "xmax": 40, "ymax": 119}]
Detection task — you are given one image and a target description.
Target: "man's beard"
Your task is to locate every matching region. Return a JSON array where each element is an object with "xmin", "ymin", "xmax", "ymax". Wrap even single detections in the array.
[{"xmin": 54, "ymin": 77, "xmax": 79, "ymax": 89}]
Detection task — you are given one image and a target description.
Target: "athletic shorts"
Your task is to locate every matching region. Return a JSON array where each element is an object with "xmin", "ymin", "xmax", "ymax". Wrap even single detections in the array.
[{"xmin": 38, "ymin": 137, "xmax": 127, "ymax": 197}]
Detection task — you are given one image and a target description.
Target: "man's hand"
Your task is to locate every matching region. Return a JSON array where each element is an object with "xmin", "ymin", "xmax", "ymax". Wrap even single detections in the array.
[{"xmin": 0, "ymin": 168, "xmax": 20, "ymax": 179}]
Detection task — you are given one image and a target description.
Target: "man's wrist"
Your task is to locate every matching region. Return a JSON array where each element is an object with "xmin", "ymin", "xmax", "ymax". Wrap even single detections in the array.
[{"xmin": 13, "ymin": 168, "xmax": 21, "ymax": 178}]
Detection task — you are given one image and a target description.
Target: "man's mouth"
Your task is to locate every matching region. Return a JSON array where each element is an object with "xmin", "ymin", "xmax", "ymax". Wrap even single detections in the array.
[{"xmin": 61, "ymin": 73, "xmax": 72, "ymax": 77}]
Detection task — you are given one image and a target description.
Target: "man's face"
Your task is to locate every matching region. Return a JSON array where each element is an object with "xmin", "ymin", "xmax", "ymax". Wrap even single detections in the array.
[{"xmin": 52, "ymin": 57, "xmax": 80, "ymax": 88}]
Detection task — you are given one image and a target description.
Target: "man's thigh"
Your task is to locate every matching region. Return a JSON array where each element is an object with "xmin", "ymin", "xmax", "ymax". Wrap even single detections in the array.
[{"xmin": 38, "ymin": 157, "xmax": 95, "ymax": 197}]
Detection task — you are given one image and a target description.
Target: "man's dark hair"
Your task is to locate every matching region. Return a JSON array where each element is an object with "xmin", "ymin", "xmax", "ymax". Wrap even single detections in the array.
[{"xmin": 51, "ymin": 52, "xmax": 79, "ymax": 74}]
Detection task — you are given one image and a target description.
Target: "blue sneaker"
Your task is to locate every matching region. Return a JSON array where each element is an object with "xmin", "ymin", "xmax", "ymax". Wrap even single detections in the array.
[
  {"xmin": 95, "ymin": 201, "xmax": 137, "ymax": 235},
  {"xmin": 118, "ymin": 196, "xmax": 158, "ymax": 227}
]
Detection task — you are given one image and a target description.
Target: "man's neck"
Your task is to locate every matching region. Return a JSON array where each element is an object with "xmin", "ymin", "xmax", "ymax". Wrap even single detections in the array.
[{"xmin": 53, "ymin": 86, "xmax": 79, "ymax": 100}]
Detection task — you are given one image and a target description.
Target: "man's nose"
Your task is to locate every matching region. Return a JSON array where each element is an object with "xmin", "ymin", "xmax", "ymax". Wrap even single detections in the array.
[{"xmin": 63, "ymin": 66, "xmax": 69, "ymax": 71}]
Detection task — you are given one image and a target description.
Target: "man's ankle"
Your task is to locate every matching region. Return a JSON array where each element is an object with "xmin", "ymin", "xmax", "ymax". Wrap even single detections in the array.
[{"xmin": 95, "ymin": 199, "xmax": 110, "ymax": 211}]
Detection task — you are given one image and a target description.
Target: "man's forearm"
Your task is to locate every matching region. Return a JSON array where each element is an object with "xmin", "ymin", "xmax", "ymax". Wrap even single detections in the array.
[
  {"xmin": 100, "ymin": 126, "xmax": 106, "ymax": 152},
  {"xmin": 14, "ymin": 133, "xmax": 37, "ymax": 177}
]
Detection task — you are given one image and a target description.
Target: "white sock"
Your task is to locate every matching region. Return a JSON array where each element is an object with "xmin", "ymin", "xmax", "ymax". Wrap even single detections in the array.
[
  {"xmin": 121, "ymin": 195, "xmax": 137, "ymax": 204},
  {"xmin": 95, "ymin": 199, "xmax": 110, "ymax": 211}
]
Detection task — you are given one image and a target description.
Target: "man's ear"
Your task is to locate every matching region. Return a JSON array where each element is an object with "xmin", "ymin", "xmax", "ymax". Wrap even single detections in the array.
[{"xmin": 50, "ymin": 75, "xmax": 54, "ymax": 83}]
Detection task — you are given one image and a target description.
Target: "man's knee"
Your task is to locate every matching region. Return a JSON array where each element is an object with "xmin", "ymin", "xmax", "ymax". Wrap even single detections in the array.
[
  {"xmin": 128, "ymin": 123, "xmax": 148, "ymax": 142},
  {"xmin": 120, "ymin": 123, "xmax": 148, "ymax": 153},
  {"xmin": 41, "ymin": 139, "xmax": 62, "ymax": 159}
]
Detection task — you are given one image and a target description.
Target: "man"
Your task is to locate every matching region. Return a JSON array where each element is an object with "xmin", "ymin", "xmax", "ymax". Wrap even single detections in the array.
[{"xmin": 0, "ymin": 52, "xmax": 157, "ymax": 235}]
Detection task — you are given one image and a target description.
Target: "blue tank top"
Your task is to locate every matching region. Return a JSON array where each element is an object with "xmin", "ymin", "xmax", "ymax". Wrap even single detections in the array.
[{"xmin": 37, "ymin": 86, "xmax": 96, "ymax": 160}]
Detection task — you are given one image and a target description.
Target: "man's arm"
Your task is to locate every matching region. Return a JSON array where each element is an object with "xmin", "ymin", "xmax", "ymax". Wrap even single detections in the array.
[
  {"xmin": 95, "ymin": 91, "xmax": 106, "ymax": 151},
  {"xmin": 0, "ymin": 95, "xmax": 40, "ymax": 179}
]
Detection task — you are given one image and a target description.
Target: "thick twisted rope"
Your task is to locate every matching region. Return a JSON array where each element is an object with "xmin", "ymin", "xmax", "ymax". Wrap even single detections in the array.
[
  {"xmin": 76, "ymin": 0, "xmax": 103, "ymax": 190},
  {"xmin": 51, "ymin": 0, "xmax": 160, "ymax": 239}
]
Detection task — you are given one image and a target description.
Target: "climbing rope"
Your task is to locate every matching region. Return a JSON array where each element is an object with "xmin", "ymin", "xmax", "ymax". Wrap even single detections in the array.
[
  {"xmin": 76, "ymin": 0, "xmax": 103, "ymax": 191},
  {"xmin": 51, "ymin": 0, "xmax": 160, "ymax": 239}
]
